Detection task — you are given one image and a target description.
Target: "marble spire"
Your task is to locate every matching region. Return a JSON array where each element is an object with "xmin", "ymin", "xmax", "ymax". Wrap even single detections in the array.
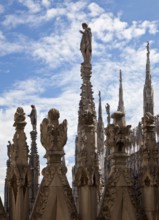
[
  {"xmin": 117, "ymin": 69, "xmax": 126, "ymax": 126},
  {"xmin": 143, "ymin": 41, "xmax": 154, "ymax": 115}
]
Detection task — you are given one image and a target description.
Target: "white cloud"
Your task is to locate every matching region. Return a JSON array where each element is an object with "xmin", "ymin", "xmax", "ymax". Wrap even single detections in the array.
[
  {"xmin": 2, "ymin": 1, "xmax": 86, "ymax": 28},
  {"xmin": 45, "ymin": 7, "xmax": 65, "ymax": 19},
  {"xmin": 42, "ymin": 0, "xmax": 51, "ymax": 8},
  {"xmin": 0, "ymin": 4, "xmax": 4, "ymax": 14},
  {"xmin": 0, "ymin": 31, "xmax": 5, "ymax": 41},
  {"xmin": 0, "ymin": 38, "xmax": 23, "ymax": 56},
  {"xmin": 91, "ymin": 13, "xmax": 159, "ymax": 43},
  {"xmin": 2, "ymin": 13, "xmax": 42, "ymax": 28},
  {"xmin": 0, "ymin": 78, "xmax": 46, "ymax": 107},
  {"xmin": 18, "ymin": 0, "xmax": 41, "ymax": 13},
  {"xmin": 3, "ymin": 14, "xmax": 25, "ymax": 28},
  {"xmin": 118, "ymin": 20, "xmax": 158, "ymax": 40},
  {"xmin": 141, "ymin": 20, "xmax": 159, "ymax": 34},
  {"xmin": 30, "ymin": 25, "xmax": 81, "ymax": 68},
  {"xmin": 88, "ymin": 2, "xmax": 104, "ymax": 17}
]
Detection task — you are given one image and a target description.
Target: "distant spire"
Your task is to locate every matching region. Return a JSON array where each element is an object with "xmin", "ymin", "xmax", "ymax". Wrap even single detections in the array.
[
  {"xmin": 97, "ymin": 91, "xmax": 105, "ymax": 190},
  {"xmin": 143, "ymin": 42, "xmax": 154, "ymax": 115},
  {"xmin": 97, "ymin": 91, "xmax": 104, "ymax": 153},
  {"xmin": 145, "ymin": 41, "xmax": 151, "ymax": 84},
  {"xmin": 118, "ymin": 70, "xmax": 124, "ymax": 113},
  {"xmin": 98, "ymin": 91, "xmax": 102, "ymax": 120},
  {"xmin": 117, "ymin": 70, "xmax": 126, "ymax": 125}
]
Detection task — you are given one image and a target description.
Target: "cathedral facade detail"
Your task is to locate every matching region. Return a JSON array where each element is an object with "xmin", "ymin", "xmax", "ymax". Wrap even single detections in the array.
[{"xmin": 0, "ymin": 24, "xmax": 159, "ymax": 220}]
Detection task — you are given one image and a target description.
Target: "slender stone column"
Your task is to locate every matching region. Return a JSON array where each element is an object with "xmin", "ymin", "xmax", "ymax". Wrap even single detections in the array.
[
  {"xmin": 29, "ymin": 130, "xmax": 39, "ymax": 213},
  {"xmin": 140, "ymin": 113, "xmax": 159, "ymax": 220},
  {"xmin": 74, "ymin": 64, "xmax": 100, "ymax": 220}
]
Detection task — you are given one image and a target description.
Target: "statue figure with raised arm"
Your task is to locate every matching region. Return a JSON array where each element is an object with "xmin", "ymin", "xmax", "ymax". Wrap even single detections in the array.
[
  {"xmin": 80, "ymin": 23, "xmax": 92, "ymax": 64},
  {"xmin": 28, "ymin": 105, "xmax": 37, "ymax": 131}
]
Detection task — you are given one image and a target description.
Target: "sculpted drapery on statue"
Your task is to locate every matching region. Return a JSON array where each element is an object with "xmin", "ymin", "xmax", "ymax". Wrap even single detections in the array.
[
  {"xmin": 80, "ymin": 23, "xmax": 92, "ymax": 64},
  {"xmin": 28, "ymin": 105, "xmax": 37, "ymax": 131}
]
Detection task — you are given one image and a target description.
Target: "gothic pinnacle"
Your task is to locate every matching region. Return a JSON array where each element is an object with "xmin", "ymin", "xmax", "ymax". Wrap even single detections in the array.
[
  {"xmin": 118, "ymin": 70, "xmax": 124, "ymax": 112},
  {"xmin": 78, "ymin": 23, "xmax": 96, "ymax": 123},
  {"xmin": 144, "ymin": 41, "xmax": 154, "ymax": 115},
  {"xmin": 117, "ymin": 70, "xmax": 126, "ymax": 126},
  {"xmin": 97, "ymin": 91, "xmax": 104, "ymax": 153},
  {"xmin": 145, "ymin": 41, "xmax": 151, "ymax": 84},
  {"xmin": 98, "ymin": 91, "xmax": 102, "ymax": 120}
]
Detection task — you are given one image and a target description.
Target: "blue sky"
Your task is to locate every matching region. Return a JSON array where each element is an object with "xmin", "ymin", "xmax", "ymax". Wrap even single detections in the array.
[{"xmin": 0, "ymin": 0, "xmax": 159, "ymax": 201}]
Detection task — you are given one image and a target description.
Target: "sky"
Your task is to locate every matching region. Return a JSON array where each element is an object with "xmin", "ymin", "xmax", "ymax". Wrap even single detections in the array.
[{"xmin": 0, "ymin": 0, "xmax": 159, "ymax": 202}]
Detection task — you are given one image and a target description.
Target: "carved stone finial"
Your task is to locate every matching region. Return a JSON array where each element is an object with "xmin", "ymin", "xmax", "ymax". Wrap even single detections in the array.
[
  {"xmin": 13, "ymin": 107, "xmax": 26, "ymax": 129},
  {"xmin": 11, "ymin": 107, "xmax": 29, "ymax": 166},
  {"xmin": 111, "ymin": 111, "xmax": 126, "ymax": 128},
  {"xmin": 105, "ymin": 111, "xmax": 131, "ymax": 175},
  {"xmin": 48, "ymin": 108, "xmax": 60, "ymax": 125},
  {"xmin": 106, "ymin": 123, "xmax": 131, "ymax": 150},
  {"xmin": 142, "ymin": 112, "xmax": 155, "ymax": 127},
  {"xmin": 40, "ymin": 108, "xmax": 67, "ymax": 163}
]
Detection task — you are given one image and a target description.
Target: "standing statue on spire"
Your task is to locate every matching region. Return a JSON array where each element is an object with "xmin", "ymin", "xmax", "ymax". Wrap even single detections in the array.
[
  {"xmin": 80, "ymin": 23, "xmax": 92, "ymax": 65},
  {"xmin": 28, "ymin": 105, "xmax": 37, "ymax": 131},
  {"xmin": 105, "ymin": 103, "xmax": 110, "ymax": 125},
  {"xmin": 146, "ymin": 41, "xmax": 150, "ymax": 57}
]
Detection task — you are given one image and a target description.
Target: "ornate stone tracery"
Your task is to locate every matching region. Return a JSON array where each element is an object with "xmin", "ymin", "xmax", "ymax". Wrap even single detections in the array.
[
  {"xmin": 30, "ymin": 108, "xmax": 79, "ymax": 220},
  {"xmin": 5, "ymin": 107, "xmax": 32, "ymax": 220},
  {"xmin": 2, "ymin": 26, "xmax": 159, "ymax": 220}
]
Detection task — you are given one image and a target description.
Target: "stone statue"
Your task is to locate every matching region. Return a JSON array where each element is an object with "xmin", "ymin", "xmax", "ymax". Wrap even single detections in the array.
[
  {"xmin": 80, "ymin": 23, "xmax": 92, "ymax": 64},
  {"xmin": 13, "ymin": 107, "xmax": 26, "ymax": 129},
  {"xmin": 146, "ymin": 41, "xmax": 150, "ymax": 57},
  {"xmin": 105, "ymin": 103, "xmax": 110, "ymax": 125},
  {"xmin": 7, "ymin": 141, "xmax": 11, "ymax": 159},
  {"xmin": 40, "ymin": 108, "xmax": 67, "ymax": 154},
  {"xmin": 28, "ymin": 105, "xmax": 37, "ymax": 131},
  {"xmin": 142, "ymin": 112, "xmax": 155, "ymax": 126}
]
